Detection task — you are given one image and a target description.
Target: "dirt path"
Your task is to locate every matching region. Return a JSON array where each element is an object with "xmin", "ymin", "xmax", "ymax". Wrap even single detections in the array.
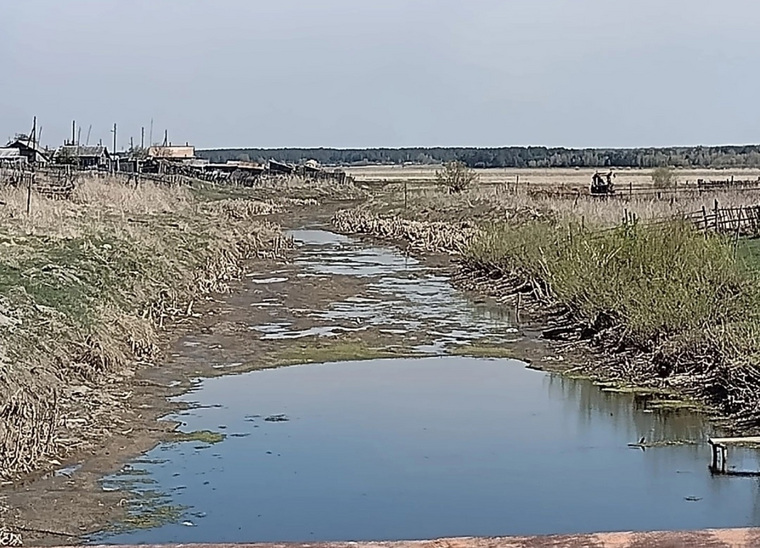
[{"xmin": 2, "ymin": 204, "xmax": 556, "ymax": 545}]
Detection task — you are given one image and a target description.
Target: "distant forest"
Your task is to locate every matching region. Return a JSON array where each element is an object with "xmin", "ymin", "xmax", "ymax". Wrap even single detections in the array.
[{"xmin": 198, "ymin": 146, "xmax": 760, "ymax": 169}]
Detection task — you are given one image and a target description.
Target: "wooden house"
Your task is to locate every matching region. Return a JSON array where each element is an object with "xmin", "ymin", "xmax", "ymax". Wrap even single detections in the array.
[
  {"xmin": 53, "ymin": 145, "xmax": 111, "ymax": 168},
  {"xmin": 0, "ymin": 147, "xmax": 26, "ymax": 167},
  {"xmin": 6, "ymin": 137, "xmax": 49, "ymax": 165}
]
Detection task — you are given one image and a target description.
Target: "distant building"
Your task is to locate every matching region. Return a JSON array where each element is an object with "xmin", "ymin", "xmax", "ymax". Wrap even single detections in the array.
[
  {"xmin": 147, "ymin": 145, "xmax": 195, "ymax": 161},
  {"xmin": 52, "ymin": 145, "xmax": 111, "ymax": 168},
  {"xmin": 268, "ymin": 160, "xmax": 294, "ymax": 174},
  {"xmin": 6, "ymin": 137, "xmax": 48, "ymax": 165},
  {"xmin": 205, "ymin": 160, "xmax": 265, "ymax": 175},
  {"xmin": 0, "ymin": 147, "xmax": 26, "ymax": 167}
]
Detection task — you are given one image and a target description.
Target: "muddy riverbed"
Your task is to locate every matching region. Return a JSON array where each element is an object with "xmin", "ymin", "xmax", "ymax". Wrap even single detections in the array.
[{"xmin": 7, "ymin": 222, "xmax": 760, "ymax": 544}]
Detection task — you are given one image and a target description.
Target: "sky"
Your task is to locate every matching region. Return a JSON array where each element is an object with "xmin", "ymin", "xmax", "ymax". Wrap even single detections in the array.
[{"xmin": 1, "ymin": 0, "xmax": 759, "ymax": 150}]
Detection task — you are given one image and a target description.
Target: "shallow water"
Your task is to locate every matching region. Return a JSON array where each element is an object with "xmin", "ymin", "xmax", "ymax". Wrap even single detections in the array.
[
  {"xmin": 93, "ymin": 228, "xmax": 760, "ymax": 542},
  {"xmin": 286, "ymin": 229, "xmax": 518, "ymax": 350},
  {"xmin": 97, "ymin": 357, "xmax": 760, "ymax": 543}
]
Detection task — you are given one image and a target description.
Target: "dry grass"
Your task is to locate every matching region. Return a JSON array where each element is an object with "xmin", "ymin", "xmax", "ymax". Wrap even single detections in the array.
[
  {"xmin": 376, "ymin": 184, "xmax": 760, "ymax": 228},
  {"xmin": 349, "ymin": 165, "xmax": 760, "ymax": 227},
  {"xmin": 0, "ymin": 176, "xmax": 290, "ymax": 481},
  {"xmin": 346, "ymin": 165, "xmax": 760, "ymax": 188}
]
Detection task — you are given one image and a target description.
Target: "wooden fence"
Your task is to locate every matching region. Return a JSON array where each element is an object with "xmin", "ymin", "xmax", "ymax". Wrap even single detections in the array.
[
  {"xmin": 688, "ymin": 202, "xmax": 760, "ymax": 236},
  {"xmin": 616, "ymin": 201, "xmax": 760, "ymax": 238},
  {"xmin": 0, "ymin": 167, "xmax": 78, "ymax": 199}
]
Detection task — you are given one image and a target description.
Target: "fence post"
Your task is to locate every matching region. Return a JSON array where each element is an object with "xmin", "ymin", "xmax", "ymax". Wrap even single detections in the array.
[
  {"xmin": 26, "ymin": 173, "xmax": 33, "ymax": 215},
  {"xmin": 714, "ymin": 199, "xmax": 719, "ymax": 231},
  {"xmin": 702, "ymin": 205, "xmax": 708, "ymax": 232}
]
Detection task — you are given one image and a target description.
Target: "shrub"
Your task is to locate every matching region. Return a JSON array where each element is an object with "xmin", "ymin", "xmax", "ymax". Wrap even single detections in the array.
[
  {"xmin": 652, "ymin": 166, "xmax": 677, "ymax": 189},
  {"xmin": 435, "ymin": 161, "xmax": 478, "ymax": 194}
]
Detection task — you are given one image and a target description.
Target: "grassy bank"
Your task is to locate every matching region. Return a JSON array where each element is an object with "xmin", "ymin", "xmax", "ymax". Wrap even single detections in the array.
[
  {"xmin": 466, "ymin": 221, "xmax": 756, "ymax": 351},
  {"xmin": 0, "ymin": 176, "xmax": 289, "ymax": 480},
  {"xmin": 464, "ymin": 220, "xmax": 760, "ymax": 429}
]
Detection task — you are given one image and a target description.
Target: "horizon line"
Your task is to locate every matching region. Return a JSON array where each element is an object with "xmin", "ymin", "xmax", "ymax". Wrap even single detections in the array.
[{"xmin": 197, "ymin": 143, "xmax": 760, "ymax": 151}]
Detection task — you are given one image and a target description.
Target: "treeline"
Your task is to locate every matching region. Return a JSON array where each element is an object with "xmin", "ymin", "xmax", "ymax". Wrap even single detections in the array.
[{"xmin": 198, "ymin": 145, "xmax": 760, "ymax": 169}]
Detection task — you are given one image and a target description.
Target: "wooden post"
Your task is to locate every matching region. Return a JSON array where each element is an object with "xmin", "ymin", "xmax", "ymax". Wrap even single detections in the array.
[
  {"xmin": 404, "ymin": 181, "xmax": 408, "ymax": 210},
  {"xmin": 515, "ymin": 292, "xmax": 522, "ymax": 326},
  {"xmin": 515, "ymin": 174, "xmax": 519, "ymax": 194},
  {"xmin": 26, "ymin": 174, "xmax": 32, "ymax": 215},
  {"xmin": 112, "ymin": 123, "xmax": 117, "ymax": 174},
  {"xmin": 629, "ymin": 180, "xmax": 632, "ymax": 199},
  {"xmin": 702, "ymin": 205, "xmax": 708, "ymax": 232},
  {"xmin": 714, "ymin": 199, "xmax": 719, "ymax": 231}
]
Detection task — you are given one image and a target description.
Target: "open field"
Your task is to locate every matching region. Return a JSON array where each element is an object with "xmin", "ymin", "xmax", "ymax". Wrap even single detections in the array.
[{"xmin": 346, "ymin": 165, "xmax": 760, "ymax": 194}]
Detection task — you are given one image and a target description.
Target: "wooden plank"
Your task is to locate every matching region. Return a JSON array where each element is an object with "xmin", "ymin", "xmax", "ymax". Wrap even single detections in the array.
[{"xmin": 709, "ymin": 436, "xmax": 760, "ymax": 445}]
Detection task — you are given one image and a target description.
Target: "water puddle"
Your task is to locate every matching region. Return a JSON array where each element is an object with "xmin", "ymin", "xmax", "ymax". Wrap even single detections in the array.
[{"xmin": 96, "ymin": 357, "xmax": 760, "ymax": 543}]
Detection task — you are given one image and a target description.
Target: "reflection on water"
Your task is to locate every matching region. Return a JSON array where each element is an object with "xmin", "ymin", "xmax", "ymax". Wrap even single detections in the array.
[{"xmin": 96, "ymin": 357, "xmax": 760, "ymax": 544}]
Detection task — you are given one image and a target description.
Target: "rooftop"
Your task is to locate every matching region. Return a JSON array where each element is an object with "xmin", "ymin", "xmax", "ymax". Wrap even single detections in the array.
[
  {"xmin": 147, "ymin": 145, "xmax": 195, "ymax": 159},
  {"xmin": 53, "ymin": 145, "xmax": 109, "ymax": 159},
  {"xmin": 0, "ymin": 147, "xmax": 22, "ymax": 159}
]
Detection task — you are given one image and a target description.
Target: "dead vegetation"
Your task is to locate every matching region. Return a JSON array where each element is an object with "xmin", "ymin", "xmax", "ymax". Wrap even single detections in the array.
[
  {"xmin": 379, "ymin": 183, "xmax": 760, "ymax": 228},
  {"xmin": 253, "ymin": 174, "xmax": 368, "ymax": 202},
  {"xmin": 0, "ymin": 176, "xmax": 292, "ymax": 483},
  {"xmin": 332, "ymin": 207, "xmax": 479, "ymax": 254}
]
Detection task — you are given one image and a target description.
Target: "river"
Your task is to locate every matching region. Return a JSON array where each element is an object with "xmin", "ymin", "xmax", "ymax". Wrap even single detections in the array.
[{"xmin": 91, "ymin": 228, "xmax": 760, "ymax": 543}]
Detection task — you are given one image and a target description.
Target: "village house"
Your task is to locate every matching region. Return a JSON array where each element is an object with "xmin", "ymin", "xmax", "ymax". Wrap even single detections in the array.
[
  {"xmin": 0, "ymin": 147, "xmax": 26, "ymax": 167},
  {"xmin": 6, "ymin": 136, "xmax": 49, "ymax": 165},
  {"xmin": 147, "ymin": 145, "xmax": 196, "ymax": 162},
  {"xmin": 52, "ymin": 145, "xmax": 111, "ymax": 168}
]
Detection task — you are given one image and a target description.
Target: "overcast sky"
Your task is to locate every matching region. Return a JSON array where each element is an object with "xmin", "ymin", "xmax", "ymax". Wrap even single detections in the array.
[{"xmin": 1, "ymin": 1, "xmax": 759, "ymax": 149}]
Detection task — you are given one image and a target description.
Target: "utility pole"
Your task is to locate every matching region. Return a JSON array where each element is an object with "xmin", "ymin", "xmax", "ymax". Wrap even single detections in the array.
[
  {"xmin": 149, "ymin": 119, "xmax": 153, "ymax": 147},
  {"xmin": 28, "ymin": 116, "xmax": 36, "ymax": 215},
  {"xmin": 71, "ymin": 120, "xmax": 76, "ymax": 146},
  {"xmin": 30, "ymin": 116, "xmax": 37, "ymax": 147},
  {"xmin": 111, "ymin": 123, "xmax": 118, "ymax": 173},
  {"xmin": 141, "ymin": 126, "xmax": 145, "ymax": 149}
]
